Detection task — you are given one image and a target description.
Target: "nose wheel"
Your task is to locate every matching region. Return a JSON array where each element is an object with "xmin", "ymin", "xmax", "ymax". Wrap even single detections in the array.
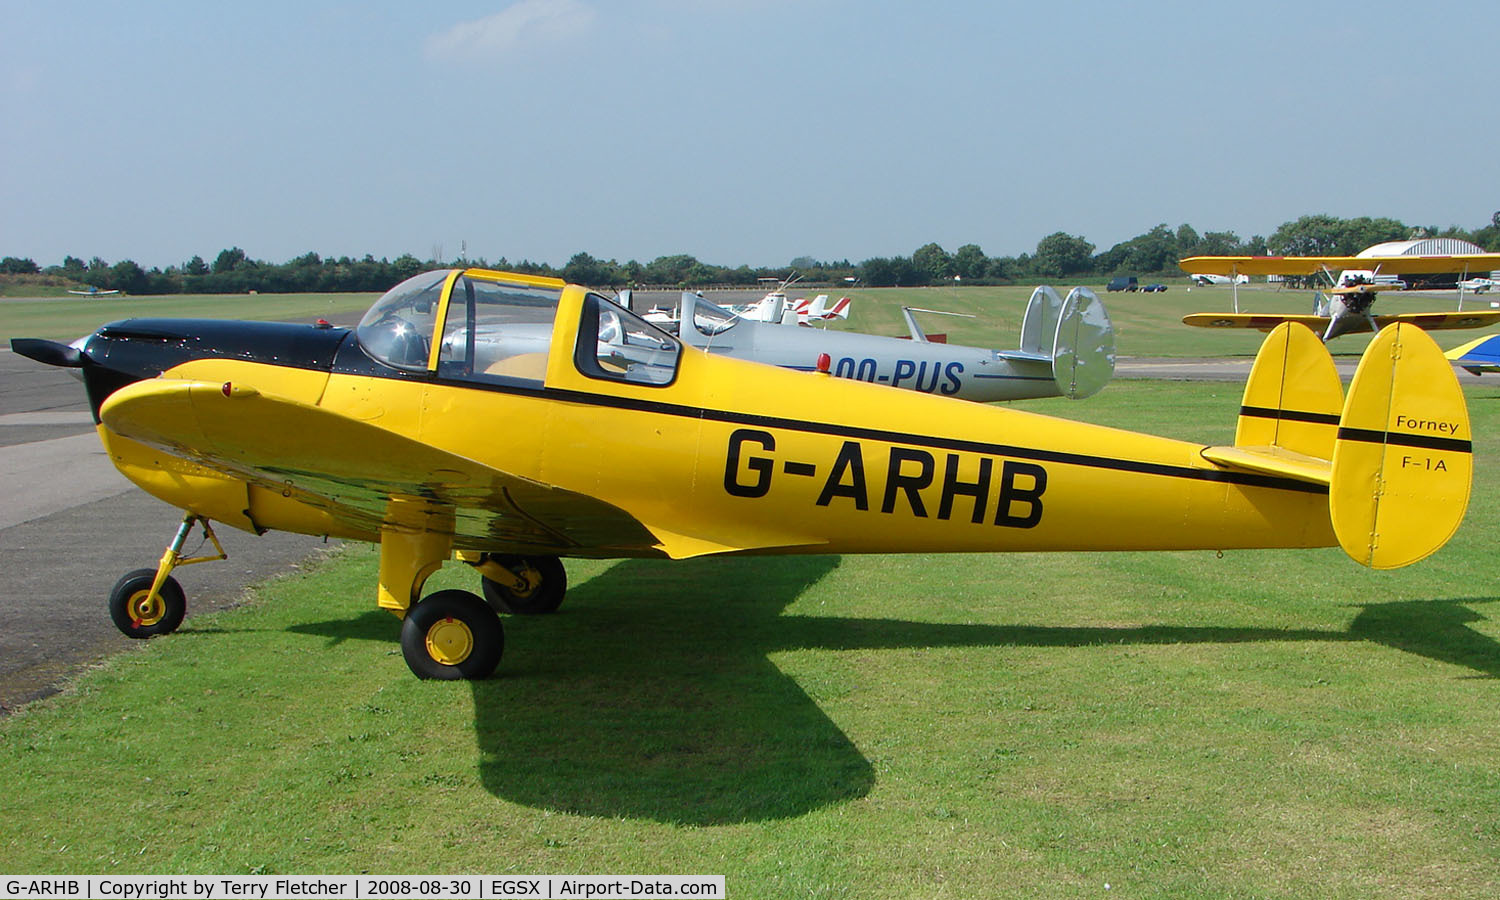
[
  {"xmin": 108, "ymin": 569, "xmax": 186, "ymax": 638},
  {"xmin": 106, "ymin": 514, "xmax": 226, "ymax": 640}
]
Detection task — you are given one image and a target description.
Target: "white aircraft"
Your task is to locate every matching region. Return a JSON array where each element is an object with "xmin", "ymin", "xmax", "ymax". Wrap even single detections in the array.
[
  {"xmin": 1189, "ymin": 273, "xmax": 1249, "ymax": 286},
  {"xmin": 675, "ymin": 285, "xmax": 1114, "ymax": 403},
  {"xmin": 640, "ymin": 289, "xmax": 852, "ymax": 330},
  {"xmin": 67, "ymin": 286, "xmax": 121, "ymax": 297}
]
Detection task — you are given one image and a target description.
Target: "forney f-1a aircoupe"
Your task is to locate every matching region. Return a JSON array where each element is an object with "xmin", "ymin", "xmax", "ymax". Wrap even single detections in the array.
[
  {"xmin": 1179, "ymin": 253, "xmax": 1500, "ymax": 341},
  {"xmin": 650, "ymin": 285, "xmax": 1114, "ymax": 402},
  {"xmin": 12, "ymin": 267, "xmax": 1473, "ymax": 680}
]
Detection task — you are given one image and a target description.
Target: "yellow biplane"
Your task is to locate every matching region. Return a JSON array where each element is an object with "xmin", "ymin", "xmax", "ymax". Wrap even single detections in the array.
[
  {"xmin": 11, "ymin": 267, "xmax": 1476, "ymax": 680},
  {"xmin": 1179, "ymin": 253, "xmax": 1500, "ymax": 341}
]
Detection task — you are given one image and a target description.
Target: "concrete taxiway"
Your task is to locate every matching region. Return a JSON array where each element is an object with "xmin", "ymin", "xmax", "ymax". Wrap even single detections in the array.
[{"xmin": 0, "ymin": 348, "xmax": 330, "ymax": 713}]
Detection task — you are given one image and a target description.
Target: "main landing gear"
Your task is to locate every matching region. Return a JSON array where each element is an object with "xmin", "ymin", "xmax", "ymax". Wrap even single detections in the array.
[
  {"xmin": 470, "ymin": 554, "xmax": 567, "ymax": 615},
  {"xmin": 379, "ymin": 520, "xmax": 568, "ymax": 680},
  {"xmin": 383, "ymin": 548, "xmax": 569, "ymax": 680},
  {"xmin": 108, "ymin": 514, "xmax": 226, "ymax": 640},
  {"xmin": 109, "ymin": 510, "xmax": 569, "ymax": 681}
]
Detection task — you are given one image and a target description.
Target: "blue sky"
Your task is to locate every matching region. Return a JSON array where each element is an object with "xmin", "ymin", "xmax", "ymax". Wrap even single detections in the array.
[{"xmin": 2, "ymin": 0, "xmax": 1496, "ymax": 270}]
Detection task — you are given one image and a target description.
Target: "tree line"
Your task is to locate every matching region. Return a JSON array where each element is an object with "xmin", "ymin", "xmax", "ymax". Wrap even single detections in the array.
[{"xmin": 4, "ymin": 213, "xmax": 1497, "ymax": 294}]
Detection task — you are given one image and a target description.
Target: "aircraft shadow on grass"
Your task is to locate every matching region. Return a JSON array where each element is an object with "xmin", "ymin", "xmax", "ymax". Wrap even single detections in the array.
[{"xmin": 290, "ymin": 559, "xmax": 1500, "ymax": 826}]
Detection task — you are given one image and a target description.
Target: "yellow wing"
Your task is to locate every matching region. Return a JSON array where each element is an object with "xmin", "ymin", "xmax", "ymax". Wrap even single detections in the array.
[
  {"xmin": 99, "ymin": 379, "xmax": 665, "ymax": 556},
  {"xmin": 1183, "ymin": 313, "xmax": 1338, "ymax": 333},
  {"xmin": 1181, "ymin": 254, "xmax": 1500, "ymax": 276},
  {"xmin": 1183, "ymin": 311, "xmax": 1500, "ymax": 334}
]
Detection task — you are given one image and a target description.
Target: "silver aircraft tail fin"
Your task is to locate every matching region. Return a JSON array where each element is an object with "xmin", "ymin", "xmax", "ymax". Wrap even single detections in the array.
[{"xmin": 1003, "ymin": 286, "xmax": 1116, "ymax": 399}]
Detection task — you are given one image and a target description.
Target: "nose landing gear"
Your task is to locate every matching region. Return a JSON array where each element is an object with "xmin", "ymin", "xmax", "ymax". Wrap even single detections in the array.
[{"xmin": 107, "ymin": 514, "xmax": 227, "ymax": 639}]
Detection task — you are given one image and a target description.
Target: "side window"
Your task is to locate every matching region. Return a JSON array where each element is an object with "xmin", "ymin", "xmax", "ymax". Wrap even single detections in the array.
[
  {"xmin": 437, "ymin": 277, "xmax": 561, "ymax": 385},
  {"xmin": 575, "ymin": 294, "xmax": 681, "ymax": 386}
]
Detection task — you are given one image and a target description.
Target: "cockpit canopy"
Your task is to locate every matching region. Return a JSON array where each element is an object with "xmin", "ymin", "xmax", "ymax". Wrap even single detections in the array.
[
  {"xmin": 357, "ymin": 269, "xmax": 449, "ymax": 370},
  {"xmin": 356, "ymin": 268, "xmax": 681, "ymax": 387}
]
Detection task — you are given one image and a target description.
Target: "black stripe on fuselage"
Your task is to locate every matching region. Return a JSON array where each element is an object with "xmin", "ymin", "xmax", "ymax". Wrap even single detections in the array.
[
  {"xmin": 1337, "ymin": 426, "xmax": 1472, "ymax": 454},
  {"xmin": 204, "ymin": 338, "xmax": 1328, "ymax": 496},
  {"xmin": 476, "ymin": 381, "xmax": 1329, "ymax": 495}
]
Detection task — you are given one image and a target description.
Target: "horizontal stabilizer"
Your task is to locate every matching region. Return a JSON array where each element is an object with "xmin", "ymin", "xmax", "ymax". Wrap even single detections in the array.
[
  {"xmin": 994, "ymin": 350, "xmax": 1052, "ymax": 365},
  {"xmin": 1202, "ymin": 322, "xmax": 1340, "ymax": 484},
  {"xmin": 1199, "ymin": 445, "xmax": 1330, "ymax": 485}
]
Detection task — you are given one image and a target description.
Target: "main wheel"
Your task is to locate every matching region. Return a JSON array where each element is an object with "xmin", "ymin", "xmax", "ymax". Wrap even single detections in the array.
[
  {"xmin": 108, "ymin": 568, "xmax": 186, "ymax": 638},
  {"xmin": 479, "ymin": 555, "xmax": 567, "ymax": 615},
  {"xmin": 400, "ymin": 589, "xmax": 504, "ymax": 680}
]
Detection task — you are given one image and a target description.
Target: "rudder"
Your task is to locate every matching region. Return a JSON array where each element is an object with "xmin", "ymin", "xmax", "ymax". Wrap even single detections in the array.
[
  {"xmin": 1331, "ymin": 323, "xmax": 1473, "ymax": 569},
  {"xmin": 1050, "ymin": 287, "xmax": 1116, "ymax": 400},
  {"xmin": 1235, "ymin": 322, "xmax": 1342, "ymax": 459}
]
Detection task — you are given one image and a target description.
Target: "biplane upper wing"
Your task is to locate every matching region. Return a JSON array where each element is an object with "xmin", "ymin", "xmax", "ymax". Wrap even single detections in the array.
[
  {"xmin": 98, "ymin": 378, "xmax": 819, "ymax": 560},
  {"xmin": 1183, "ymin": 310, "xmax": 1500, "ymax": 334},
  {"xmin": 1181, "ymin": 254, "xmax": 1500, "ymax": 277}
]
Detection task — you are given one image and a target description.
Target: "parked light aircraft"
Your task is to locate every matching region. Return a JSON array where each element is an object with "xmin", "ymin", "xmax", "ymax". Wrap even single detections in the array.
[
  {"xmin": 1446, "ymin": 333, "xmax": 1500, "ymax": 374},
  {"xmin": 647, "ymin": 286, "xmax": 853, "ymax": 329},
  {"xmin": 672, "ymin": 285, "xmax": 1115, "ymax": 402},
  {"xmin": 11, "ymin": 267, "xmax": 1473, "ymax": 680},
  {"xmin": 1179, "ymin": 254, "xmax": 1500, "ymax": 341},
  {"xmin": 1189, "ymin": 273, "xmax": 1248, "ymax": 286},
  {"xmin": 712, "ymin": 273, "xmax": 847, "ymax": 326},
  {"xmin": 734, "ymin": 291, "xmax": 851, "ymax": 325}
]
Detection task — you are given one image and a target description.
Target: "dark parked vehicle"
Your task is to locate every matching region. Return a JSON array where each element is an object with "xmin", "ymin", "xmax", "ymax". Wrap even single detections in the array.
[
  {"xmin": 1142, "ymin": 283, "xmax": 1168, "ymax": 293},
  {"xmin": 1106, "ymin": 276, "xmax": 1139, "ymax": 292}
]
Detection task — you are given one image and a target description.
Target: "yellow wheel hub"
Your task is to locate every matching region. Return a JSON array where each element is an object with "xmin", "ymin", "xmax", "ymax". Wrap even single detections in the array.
[
  {"xmin": 129, "ymin": 589, "xmax": 166, "ymax": 627},
  {"xmin": 424, "ymin": 616, "xmax": 474, "ymax": 666}
]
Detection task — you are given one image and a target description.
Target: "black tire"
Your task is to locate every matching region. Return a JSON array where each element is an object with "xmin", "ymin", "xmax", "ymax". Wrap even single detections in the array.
[
  {"xmin": 108, "ymin": 568, "xmax": 186, "ymax": 638},
  {"xmin": 400, "ymin": 589, "xmax": 504, "ymax": 680},
  {"xmin": 479, "ymin": 555, "xmax": 567, "ymax": 615}
]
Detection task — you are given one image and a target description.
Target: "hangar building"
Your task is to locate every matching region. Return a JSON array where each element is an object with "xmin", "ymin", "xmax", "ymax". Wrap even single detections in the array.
[{"xmin": 1355, "ymin": 238, "xmax": 1496, "ymax": 288}]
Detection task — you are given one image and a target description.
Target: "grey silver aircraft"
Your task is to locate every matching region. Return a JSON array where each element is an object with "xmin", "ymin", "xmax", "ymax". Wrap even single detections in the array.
[{"xmin": 645, "ymin": 286, "xmax": 1114, "ymax": 403}]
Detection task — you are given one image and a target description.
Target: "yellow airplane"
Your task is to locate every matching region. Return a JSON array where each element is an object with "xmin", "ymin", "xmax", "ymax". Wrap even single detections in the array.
[
  {"xmin": 10, "ymin": 267, "xmax": 1475, "ymax": 680},
  {"xmin": 1179, "ymin": 253, "xmax": 1500, "ymax": 341}
]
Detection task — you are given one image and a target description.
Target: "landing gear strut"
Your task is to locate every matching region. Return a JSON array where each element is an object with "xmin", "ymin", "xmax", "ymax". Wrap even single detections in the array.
[
  {"xmin": 377, "ymin": 515, "xmax": 506, "ymax": 680},
  {"xmin": 108, "ymin": 514, "xmax": 227, "ymax": 639},
  {"xmin": 468, "ymin": 553, "xmax": 568, "ymax": 615}
]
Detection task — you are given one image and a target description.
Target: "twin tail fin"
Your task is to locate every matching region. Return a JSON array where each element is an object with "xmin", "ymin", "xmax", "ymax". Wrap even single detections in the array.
[{"xmin": 1203, "ymin": 322, "xmax": 1471, "ymax": 569}]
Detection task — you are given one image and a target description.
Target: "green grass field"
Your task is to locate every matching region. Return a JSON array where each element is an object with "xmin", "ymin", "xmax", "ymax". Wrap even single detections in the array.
[
  {"xmin": 0, "ymin": 293, "xmax": 376, "ymax": 343},
  {"xmin": 3, "ymin": 293, "xmax": 1499, "ymax": 896}
]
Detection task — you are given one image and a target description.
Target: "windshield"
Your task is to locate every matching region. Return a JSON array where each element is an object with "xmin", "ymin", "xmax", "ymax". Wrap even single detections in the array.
[
  {"xmin": 690, "ymin": 294, "xmax": 741, "ymax": 337},
  {"xmin": 356, "ymin": 270, "xmax": 448, "ymax": 370}
]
